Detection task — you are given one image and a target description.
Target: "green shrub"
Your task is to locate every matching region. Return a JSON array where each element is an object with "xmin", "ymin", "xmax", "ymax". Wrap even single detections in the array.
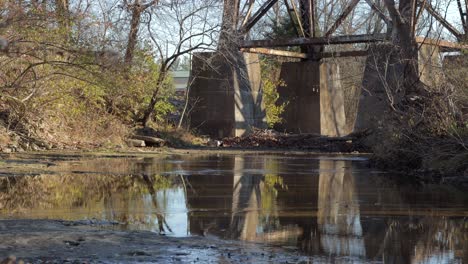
[{"xmin": 263, "ymin": 78, "xmax": 287, "ymax": 128}]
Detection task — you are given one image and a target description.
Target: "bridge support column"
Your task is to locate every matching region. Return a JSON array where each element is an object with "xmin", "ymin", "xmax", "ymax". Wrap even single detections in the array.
[
  {"xmin": 275, "ymin": 60, "xmax": 347, "ymax": 136},
  {"xmin": 188, "ymin": 52, "xmax": 266, "ymax": 138},
  {"xmin": 354, "ymin": 44, "xmax": 443, "ymax": 132}
]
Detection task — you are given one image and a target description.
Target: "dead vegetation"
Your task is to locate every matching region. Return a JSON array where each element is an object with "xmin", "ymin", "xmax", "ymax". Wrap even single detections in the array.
[
  {"xmin": 221, "ymin": 128, "xmax": 365, "ymax": 152},
  {"xmin": 364, "ymin": 52, "xmax": 468, "ymax": 177}
]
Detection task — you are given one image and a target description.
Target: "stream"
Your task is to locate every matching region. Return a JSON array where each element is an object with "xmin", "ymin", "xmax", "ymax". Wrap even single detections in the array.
[{"xmin": 0, "ymin": 152, "xmax": 467, "ymax": 263}]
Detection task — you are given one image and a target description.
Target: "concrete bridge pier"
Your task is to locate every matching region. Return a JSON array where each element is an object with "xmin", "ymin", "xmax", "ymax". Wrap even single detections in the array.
[
  {"xmin": 188, "ymin": 52, "xmax": 266, "ymax": 138},
  {"xmin": 275, "ymin": 60, "xmax": 347, "ymax": 137},
  {"xmin": 354, "ymin": 43, "xmax": 443, "ymax": 132}
]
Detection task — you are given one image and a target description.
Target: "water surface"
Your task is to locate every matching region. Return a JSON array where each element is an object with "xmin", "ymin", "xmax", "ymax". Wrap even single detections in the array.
[{"xmin": 1, "ymin": 153, "xmax": 467, "ymax": 263}]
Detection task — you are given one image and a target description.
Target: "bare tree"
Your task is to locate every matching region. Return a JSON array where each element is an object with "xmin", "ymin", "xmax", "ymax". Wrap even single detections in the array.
[
  {"xmin": 123, "ymin": 0, "xmax": 159, "ymax": 66},
  {"xmin": 140, "ymin": 0, "xmax": 220, "ymax": 127}
]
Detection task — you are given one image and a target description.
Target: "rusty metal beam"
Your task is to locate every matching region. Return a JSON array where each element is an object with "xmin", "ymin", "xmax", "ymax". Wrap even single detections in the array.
[
  {"xmin": 241, "ymin": 47, "xmax": 308, "ymax": 58},
  {"xmin": 284, "ymin": 0, "xmax": 305, "ymax": 37},
  {"xmin": 416, "ymin": 36, "xmax": 468, "ymax": 50},
  {"xmin": 410, "ymin": 0, "xmax": 418, "ymax": 37},
  {"xmin": 240, "ymin": 0, "xmax": 256, "ymax": 28},
  {"xmin": 457, "ymin": 0, "xmax": 468, "ymax": 35},
  {"xmin": 466, "ymin": 0, "xmax": 468, "ymax": 36},
  {"xmin": 240, "ymin": 33, "xmax": 387, "ymax": 48},
  {"xmin": 300, "ymin": 0, "xmax": 316, "ymax": 37},
  {"xmin": 415, "ymin": 0, "xmax": 426, "ymax": 34},
  {"xmin": 364, "ymin": 0, "xmax": 390, "ymax": 25},
  {"xmin": 241, "ymin": 47, "xmax": 369, "ymax": 58},
  {"xmin": 320, "ymin": 50, "xmax": 369, "ymax": 58},
  {"xmin": 420, "ymin": 1, "xmax": 464, "ymax": 41},
  {"xmin": 309, "ymin": 0, "xmax": 316, "ymax": 37},
  {"xmin": 240, "ymin": 0, "xmax": 279, "ymax": 33},
  {"xmin": 457, "ymin": 0, "xmax": 466, "ymax": 29},
  {"xmin": 325, "ymin": 0, "xmax": 360, "ymax": 37}
]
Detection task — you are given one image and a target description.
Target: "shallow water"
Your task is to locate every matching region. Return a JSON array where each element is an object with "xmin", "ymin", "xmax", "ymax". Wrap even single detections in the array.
[{"xmin": 1, "ymin": 153, "xmax": 467, "ymax": 263}]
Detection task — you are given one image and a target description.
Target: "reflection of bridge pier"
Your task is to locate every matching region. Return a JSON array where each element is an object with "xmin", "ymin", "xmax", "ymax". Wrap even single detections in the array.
[
  {"xmin": 230, "ymin": 156, "xmax": 262, "ymax": 240},
  {"xmin": 184, "ymin": 154, "xmax": 468, "ymax": 262},
  {"xmin": 317, "ymin": 160, "xmax": 365, "ymax": 257},
  {"xmin": 184, "ymin": 155, "xmax": 235, "ymax": 237}
]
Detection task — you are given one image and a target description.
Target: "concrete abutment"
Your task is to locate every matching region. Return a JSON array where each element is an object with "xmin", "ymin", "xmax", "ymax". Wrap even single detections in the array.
[
  {"xmin": 188, "ymin": 44, "xmax": 444, "ymax": 138},
  {"xmin": 354, "ymin": 43, "xmax": 444, "ymax": 132},
  {"xmin": 275, "ymin": 60, "xmax": 347, "ymax": 137},
  {"xmin": 188, "ymin": 52, "xmax": 266, "ymax": 138}
]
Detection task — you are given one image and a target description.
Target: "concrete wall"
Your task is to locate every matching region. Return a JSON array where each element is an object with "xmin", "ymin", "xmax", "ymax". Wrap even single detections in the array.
[
  {"xmin": 319, "ymin": 62, "xmax": 347, "ymax": 136},
  {"xmin": 275, "ymin": 61, "xmax": 321, "ymax": 134},
  {"xmin": 443, "ymin": 54, "xmax": 468, "ymax": 117},
  {"xmin": 275, "ymin": 60, "xmax": 346, "ymax": 136},
  {"xmin": 189, "ymin": 52, "xmax": 266, "ymax": 138},
  {"xmin": 418, "ymin": 44, "xmax": 442, "ymax": 87},
  {"xmin": 354, "ymin": 44, "xmax": 443, "ymax": 132},
  {"xmin": 234, "ymin": 53, "xmax": 267, "ymax": 136},
  {"xmin": 353, "ymin": 45, "xmax": 396, "ymax": 132}
]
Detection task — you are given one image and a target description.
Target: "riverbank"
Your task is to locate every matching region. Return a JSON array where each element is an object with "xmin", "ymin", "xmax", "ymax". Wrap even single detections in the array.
[{"xmin": 0, "ymin": 219, "xmax": 308, "ymax": 264}]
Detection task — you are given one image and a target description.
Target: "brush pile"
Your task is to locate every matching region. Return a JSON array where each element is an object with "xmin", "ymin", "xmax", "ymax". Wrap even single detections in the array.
[{"xmin": 221, "ymin": 129, "xmax": 365, "ymax": 152}]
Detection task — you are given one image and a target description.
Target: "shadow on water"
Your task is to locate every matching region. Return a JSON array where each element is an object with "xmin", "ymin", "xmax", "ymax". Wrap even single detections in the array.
[{"xmin": 1, "ymin": 153, "xmax": 467, "ymax": 262}]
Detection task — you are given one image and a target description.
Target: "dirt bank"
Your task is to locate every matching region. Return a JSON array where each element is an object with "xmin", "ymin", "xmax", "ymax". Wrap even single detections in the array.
[{"xmin": 0, "ymin": 220, "xmax": 309, "ymax": 264}]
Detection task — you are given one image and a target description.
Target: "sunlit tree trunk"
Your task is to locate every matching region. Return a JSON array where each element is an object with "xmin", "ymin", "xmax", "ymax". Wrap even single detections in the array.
[
  {"xmin": 124, "ymin": 0, "xmax": 142, "ymax": 66},
  {"xmin": 384, "ymin": 0, "xmax": 419, "ymax": 90},
  {"xmin": 141, "ymin": 65, "xmax": 167, "ymax": 127},
  {"xmin": 218, "ymin": 0, "xmax": 240, "ymax": 51}
]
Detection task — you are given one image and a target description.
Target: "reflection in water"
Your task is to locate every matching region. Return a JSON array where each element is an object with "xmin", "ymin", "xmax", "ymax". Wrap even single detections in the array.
[
  {"xmin": 0, "ymin": 154, "xmax": 467, "ymax": 262},
  {"xmin": 318, "ymin": 160, "xmax": 365, "ymax": 258},
  {"xmin": 230, "ymin": 156, "xmax": 261, "ymax": 241}
]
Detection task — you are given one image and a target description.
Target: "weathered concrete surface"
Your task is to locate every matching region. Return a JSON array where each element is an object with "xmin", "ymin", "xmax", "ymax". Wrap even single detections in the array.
[
  {"xmin": 320, "ymin": 62, "xmax": 347, "ymax": 136},
  {"xmin": 275, "ymin": 60, "xmax": 346, "ymax": 136},
  {"xmin": 275, "ymin": 61, "xmax": 321, "ymax": 134},
  {"xmin": 189, "ymin": 52, "xmax": 266, "ymax": 138},
  {"xmin": 353, "ymin": 45, "xmax": 397, "ymax": 132},
  {"xmin": 234, "ymin": 53, "xmax": 266, "ymax": 136},
  {"xmin": 443, "ymin": 54, "xmax": 468, "ymax": 118},
  {"xmin": 354, "ymin": 44, "xmax": 444, "ymax": 132},
  {"xmin": 418, "ymin": 44, "xmax": 442, "ymax": 87}
]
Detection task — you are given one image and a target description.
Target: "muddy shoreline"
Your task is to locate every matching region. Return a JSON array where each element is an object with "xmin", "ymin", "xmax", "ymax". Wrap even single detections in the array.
[{"xmin": 0, "ymin": 219, "xmax": 309, "ymax": 263}]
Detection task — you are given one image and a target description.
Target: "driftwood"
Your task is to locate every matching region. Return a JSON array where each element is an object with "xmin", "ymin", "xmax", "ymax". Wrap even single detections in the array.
[
  {"xmin": 125, "ymin": 139, "xmax": 146, "ymax": 147},
  {"xmin": 131, "ymin": 135, "xmax": 165, "ymax": 147}
]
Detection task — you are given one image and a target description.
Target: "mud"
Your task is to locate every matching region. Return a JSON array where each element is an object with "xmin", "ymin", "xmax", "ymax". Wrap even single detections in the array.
[{"xmin": 0, "ymin": 219, "xmax": 309, "ymax": 263}]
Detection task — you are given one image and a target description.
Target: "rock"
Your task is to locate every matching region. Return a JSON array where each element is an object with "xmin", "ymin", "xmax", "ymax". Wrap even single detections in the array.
[
  {"xmin": 32, "ymin": 139, "xmax": 50, "ymax": 149},
  {"xmin": 126, "ymin": 139, "xmax": 146, "ymax": 147},
  {"xmin": 1, "ymin": 148, "xmax": 12, "ymax": 153},
  {"xmin": 30, "ymin": 143, "xmax": 41, "ymax": 151},
  {"xmin": 19, "ymin": 142, "xmax": 29, "ymax": 150},
  {"xmin": 131, "ymin": 135, "xmax": 165, "ymax": 147}
]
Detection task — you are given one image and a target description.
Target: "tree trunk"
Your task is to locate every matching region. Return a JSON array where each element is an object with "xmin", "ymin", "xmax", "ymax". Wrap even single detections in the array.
[
  {"xmin": 218, "ymin": 0, "xmax": 240, "ymax": 51},
  {"xmin": 384, "ymin": 0, "xmax": 419, "ymax": 90},
  {"xmin": 124, "ymin": 0, "xmax": 142, "ymax": 67},
  {"xmin": 141, "ymin": 67, "xmax": 167, "ymax": 127}
]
